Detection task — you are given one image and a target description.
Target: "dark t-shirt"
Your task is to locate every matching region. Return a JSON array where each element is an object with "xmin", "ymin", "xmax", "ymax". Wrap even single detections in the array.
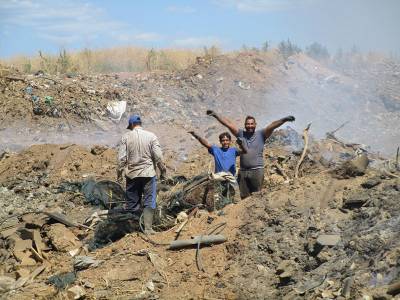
[
  {"xmin": 237, "ymin": 129, "xmax": 266, "ymax": 170},
  {"xmin": 208, "ymin": 145, "xmax": 240, "ymax": 175}
]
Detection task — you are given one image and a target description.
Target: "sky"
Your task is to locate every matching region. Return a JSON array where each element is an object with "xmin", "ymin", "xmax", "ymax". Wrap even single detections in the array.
[{"xmin": 1, "ymin": 0, "xmax": 400, "ymax": 58}]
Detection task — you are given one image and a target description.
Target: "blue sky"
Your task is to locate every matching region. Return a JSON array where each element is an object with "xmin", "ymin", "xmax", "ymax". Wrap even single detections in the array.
[{"xmin": 1, "ymin": 0, "xmax": 400, "ymax": 57}]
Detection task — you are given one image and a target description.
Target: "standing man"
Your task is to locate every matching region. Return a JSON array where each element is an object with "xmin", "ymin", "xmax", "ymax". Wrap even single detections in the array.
[
  {"xmin": 117, "ymin": 114, "xmax": 166, "ymax": 235},
  {"xmin": 206, "ymin": 110, "xmax": 295, "ymax": 199}
]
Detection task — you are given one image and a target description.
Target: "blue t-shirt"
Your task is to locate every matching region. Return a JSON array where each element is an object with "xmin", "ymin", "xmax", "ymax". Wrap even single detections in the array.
[{"xmin": 208, "ymin": 145, "xmax": 240, "ymax": 175}]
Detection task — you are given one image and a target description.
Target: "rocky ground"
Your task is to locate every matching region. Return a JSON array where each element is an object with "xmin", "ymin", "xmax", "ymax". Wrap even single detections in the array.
[{"xmin": 0, "ymin": 51, "xmax": 399, "ymax": 299}]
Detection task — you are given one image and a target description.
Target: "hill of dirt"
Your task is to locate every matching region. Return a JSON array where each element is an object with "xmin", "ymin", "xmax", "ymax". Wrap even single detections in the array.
[{"xmin": 1, "ymin": 50, "xmax": 400, "ymax": 155}]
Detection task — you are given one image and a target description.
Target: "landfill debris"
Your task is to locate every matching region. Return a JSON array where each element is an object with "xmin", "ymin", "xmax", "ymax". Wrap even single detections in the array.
[
  {"xmin": 316, "ymin": 234, "xmax": 341, "ymax": 246},
  {"xmin": 106, "ymin": 100, "xmax": 126, "ymax": 121},
  {"xmin": 0, "ymin": 51, "xmax": 399, "ymax": 299},
  {"xmin": 67, "ymin": 285, "xmax": 86, "ymax": 300},
  {"xmin": 47, "ymin": 272, "xmax": 77, "ymax": 289},
  {"xmin": 46, "ymin": 223, "xmax": 82, "ymax": 252},
  {"xmin": 168, "ymin": 234, "xmax": 227, "ymax": 250},
  {"xmin": 73, "ymin": 255, "xmax": 102, "ymax": 270}
]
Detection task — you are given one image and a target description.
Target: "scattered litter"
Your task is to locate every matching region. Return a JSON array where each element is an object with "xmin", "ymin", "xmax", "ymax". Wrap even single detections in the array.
[
  {"xmin": 67, "ymin": 285, "xmax": 86, "ymax": 299},
  {"xmin": 236, "ymin": 80, "xmax": 250, "ymax": 90},
  {"xmin": 73, "ymin": 255, "xmax": 102, "ymax": 270},
  {"xmin": 106, "ymin": 100, "xmax": 126, "ymax": 122},
  {"xmin": 48, "ymin": 272, "xmax": 76, "ymax": 289}
]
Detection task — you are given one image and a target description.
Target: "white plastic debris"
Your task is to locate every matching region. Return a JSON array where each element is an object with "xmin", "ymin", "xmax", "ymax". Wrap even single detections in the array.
[{"xmin": 106, "ymin": 100, "xmax": 127, "ymax": 121}]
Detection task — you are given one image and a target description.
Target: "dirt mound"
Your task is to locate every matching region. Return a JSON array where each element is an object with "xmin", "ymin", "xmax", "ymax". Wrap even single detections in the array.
[{"xmin": 2, "ymin": 51, "xmax": 399, "ymax": 156}]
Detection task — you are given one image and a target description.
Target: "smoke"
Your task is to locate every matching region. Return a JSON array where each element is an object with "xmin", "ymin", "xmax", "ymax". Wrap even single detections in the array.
[{"xmin": 254, "ymin": 54, "xmax": 400, "ymax": 156}]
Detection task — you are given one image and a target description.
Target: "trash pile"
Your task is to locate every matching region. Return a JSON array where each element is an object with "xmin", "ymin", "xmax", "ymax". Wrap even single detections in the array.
[{"xmin": 0, "ymin": 51, "xmax": 400, "ymax": 298}]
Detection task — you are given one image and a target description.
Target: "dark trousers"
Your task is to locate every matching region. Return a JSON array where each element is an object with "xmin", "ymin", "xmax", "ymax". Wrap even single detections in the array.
[
  {"xmin": 125, "ymin": 176, "xmax": 157, "ymax": 213},
  {"xmin": 238, "ymin": 168, "xmax": 264, "ymax": 199}
]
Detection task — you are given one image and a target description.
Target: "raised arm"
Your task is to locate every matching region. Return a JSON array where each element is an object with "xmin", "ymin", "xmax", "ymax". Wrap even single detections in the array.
[
  {"xmin": 188, "ymin": 131, "xmax": 212, "ymax": 149},
  {"xmin": 264, "ymin": 115, "xmax": 295, "ymax": 139},
  {"xmin": 207, "ymin": 110, "xmax": 239, "ymax": 137}
]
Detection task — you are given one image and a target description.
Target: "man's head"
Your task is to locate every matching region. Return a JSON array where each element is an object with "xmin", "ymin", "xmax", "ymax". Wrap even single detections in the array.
[
  {"xmin": 244, "ymin": 116, "xmax": 256, "ymax": 133},
  {"xmin": 127, "ymin": 114, "xmax": 142, "ymax": 129},
  {"xmin": 219, "ymin": 132, "xmax": 232, "ymax": 149}
]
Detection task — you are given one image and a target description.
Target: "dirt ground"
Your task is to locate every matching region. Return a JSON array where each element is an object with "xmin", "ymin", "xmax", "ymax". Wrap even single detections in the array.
[{"xmin": 1, "ymin": 51, "xmax": 400, "ymax": 299}]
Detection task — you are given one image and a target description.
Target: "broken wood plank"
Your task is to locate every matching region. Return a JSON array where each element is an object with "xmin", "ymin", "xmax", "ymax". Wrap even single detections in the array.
[
  {"xmin": 11, "ymin": 265, "xmax": 46, "ymax": 290},
  {"xmin": 168, "ymin": 234, "xmax": 227, "ymax": 250},
  {"xmin": 43, "ymin": 211, "xmax": 78, "ymax": 227}
]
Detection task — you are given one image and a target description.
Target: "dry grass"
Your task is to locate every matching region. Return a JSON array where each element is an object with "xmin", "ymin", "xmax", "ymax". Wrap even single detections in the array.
[{"xmin": 0, "ymin": 46, "xmax": 208, "ymax": 74}]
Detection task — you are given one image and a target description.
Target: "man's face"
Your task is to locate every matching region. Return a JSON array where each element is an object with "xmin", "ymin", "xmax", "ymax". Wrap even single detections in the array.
[
  {"xmin": 220, "ymin": 136, "xmax": 231, "ymax": 149},
  {"xmin": 245, "ymin": 118, "xmax": 256, "ymax": 133}
]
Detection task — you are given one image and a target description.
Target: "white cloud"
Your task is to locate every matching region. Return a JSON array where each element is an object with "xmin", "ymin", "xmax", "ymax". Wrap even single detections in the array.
[
  {"xmin": 213, "ymin": 0, "xmax": 314, "ymax": 12},
  {"xmin": 174, "ymin": 36, "xmax": 222, "ymax": 48},
  {"xmin": 166, "ymin": 5, "xmax": 196, "ymax": 14},
  {"xmin": 114, "ymin": 32, "xmax": 163, "ymax": 43},
  {"xmin": 0, "ymin": 0, "xmax": 161, "ymax": 46}
]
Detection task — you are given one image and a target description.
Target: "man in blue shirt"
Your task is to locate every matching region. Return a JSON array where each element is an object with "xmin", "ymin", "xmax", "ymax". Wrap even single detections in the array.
[
  {"xmin": 188, "ymin": 131, "xmax": 246, "ymax": 175},
  {"xmin": 188, "ymin": 130, "xmax": 247, "ymax": 204}
]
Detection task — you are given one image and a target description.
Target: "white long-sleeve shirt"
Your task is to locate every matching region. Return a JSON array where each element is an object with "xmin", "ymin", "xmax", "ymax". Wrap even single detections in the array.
[{"xmin": 117, "ymin": 127, "xmax": 164, "ymax": 178}]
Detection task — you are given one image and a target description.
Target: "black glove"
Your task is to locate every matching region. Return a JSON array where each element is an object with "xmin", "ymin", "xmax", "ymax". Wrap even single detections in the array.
[
  {"xmin": 117, "ymin": 171, "xmax": 123, "ymax": 184},
  {"xmin": 160, "ymin": 170, "xmax": 167, "ymax": 181},
  {"xmin": 283, "ymin": 115, "xmax": 295, "ymax": 122},
  {"xmin": 206, "ymin": 110, "xmax": 216, "ymax": 117},
  {"xmin": 159, "ymin": 163, "xmax": 167, "ymax": 181},
  {"xmin": 236, "ymin": 138, "xmax": 243, "ymax": 146}
]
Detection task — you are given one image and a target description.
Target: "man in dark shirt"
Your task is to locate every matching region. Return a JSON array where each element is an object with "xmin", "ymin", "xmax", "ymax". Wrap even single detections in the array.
[{"xmin": 206, "ymin": 110, "xmax": 295, "ymax": 199}]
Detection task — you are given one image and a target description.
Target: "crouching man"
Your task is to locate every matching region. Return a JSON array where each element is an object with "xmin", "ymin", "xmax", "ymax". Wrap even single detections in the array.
[{"xmin": 117, "ymin": 114, "xmax": 166, "ymax": 235}]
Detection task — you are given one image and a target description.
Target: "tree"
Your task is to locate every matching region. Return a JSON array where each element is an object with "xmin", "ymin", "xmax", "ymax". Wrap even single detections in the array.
[
  {"xmin": 278, "ymin": 39, "xmax": 302, "ymax": 59},
  {"xmin": 262, "ymin": 41, "xmax": 269, "ymax": 52},
  {"xmin": 305, "ymin": 42, "xmax": 330, "ymax": 60}
]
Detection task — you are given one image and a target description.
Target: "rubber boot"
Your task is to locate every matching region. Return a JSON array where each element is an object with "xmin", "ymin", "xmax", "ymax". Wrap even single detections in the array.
[{"xmin": 143, "ymin": 207, "xmax": 156, "ymax": 235}]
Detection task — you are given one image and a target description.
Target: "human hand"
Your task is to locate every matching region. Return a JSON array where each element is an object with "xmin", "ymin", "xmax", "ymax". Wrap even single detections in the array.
[
  {"xmin": 117, "ymin": 170, "xmax": 123, "ymax": 184},
  {"xmin": 206, "ymin": 110, "xmax": 216, "ymax": 117},
  {"xmin": 160, "ymin": 170, "xmax": 167, "ymax": 181},
  {"xmin": 236, "ymin": 138, "xmax": 243, "ymax": 146},
  {"xmin": 283, "ymin": 115, "xmax": 295, "ymax": 122}
]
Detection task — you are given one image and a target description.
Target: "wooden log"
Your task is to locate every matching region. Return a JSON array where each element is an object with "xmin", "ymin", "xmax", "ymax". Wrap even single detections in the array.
[{"xmin": 168, "ymin": 234, "xmax": 227, "ymax": 250}]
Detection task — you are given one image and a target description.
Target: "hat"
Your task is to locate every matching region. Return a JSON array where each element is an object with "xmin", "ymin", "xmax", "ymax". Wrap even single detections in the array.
[{"xmin": 127, "ymin": 114, "xmax": 142, "ymax": 129}]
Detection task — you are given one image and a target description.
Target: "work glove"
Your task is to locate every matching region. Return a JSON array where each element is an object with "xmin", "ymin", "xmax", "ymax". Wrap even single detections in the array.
[
  {"xmin": 160, "ymin": 169, "xmax": 167, "ymax": 181},
  {"xmin": 116, "ymin": 169, "xmax": 124, "ymax": 184},
  {"xmin": 236, "ymin": 138, "xmax": 243, "ymax": 146},
  {"xmin": 158, "ymin": 162, "xmax": 167, "ymax": 181},
  {"xmin": 283, "ymin": 115, "xmax": 295, "ymax": 122},
  {"xmin": 206, "ymin": 110, "xmax": 216, "ymax": 117}
]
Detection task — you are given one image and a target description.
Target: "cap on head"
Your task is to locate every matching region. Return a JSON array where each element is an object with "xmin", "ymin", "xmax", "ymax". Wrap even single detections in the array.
[{"xmin": 127, "ymin": 114, "xmax": 141, "ymax": 129}]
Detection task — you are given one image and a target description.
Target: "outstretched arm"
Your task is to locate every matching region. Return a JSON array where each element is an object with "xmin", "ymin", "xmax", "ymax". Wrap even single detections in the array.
[
  {"xmin": 264, "ymin": 115, "xmax": 295, "ymax": 139},
  {"xmin": 207, "ymin": 110, "xmax": 239, "ymax": 137},
  {"xmin": 188, "ymin": 131, "xmax": 212, "ymax": 149}
]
